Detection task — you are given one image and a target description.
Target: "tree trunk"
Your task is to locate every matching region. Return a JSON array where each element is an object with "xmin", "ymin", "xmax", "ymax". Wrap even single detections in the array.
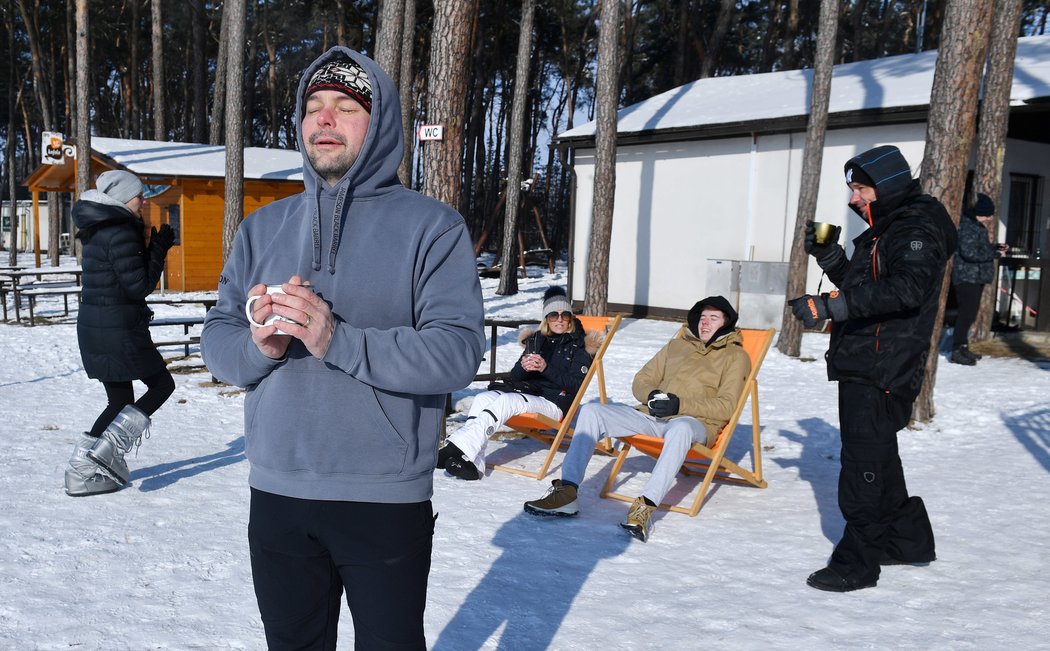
[
  {"xmin": 221, "ymin": 0, "xmax": 246, "ymax": 263},
  {"xmin": 6, "ymin": 3, "xmax": 18, "ymax": 265},
  {"xmin": 583, "ymin": 0, "xmax": 621, "ymax": 316},
  {"xmin": 421, "ymin": 0, "xmax": 476, "ymax": 208},
  {"xmin": 209, "ymin": 6, "xmax": 230, "ymax": 145},
  {"xmin": 75, "ymin": 0, "xmax": 90, "ymax": 198},
  {"xmin": 496, "ymin": 0, "xmax": 536, "ymax": 296},
  {"xmin": 374, "ymin": 0, "xmax": 404, "ymax": 83},
  {"xmin": 190, "ymin": 0, "xmax": 208, "ymax": 144},
  {"xmin": 151, "ymin": 0, "xmax": 165, "ymax": 139},
  {"xmin": 130, "ymin": 0, "xmax": 141, "ymax": 138},
  {"xmin": 777, "ymin": 0, "xmax": 838, "ymax": 357},
  {"xmin": 972, "ymin": 0, "xmax": 1023, "ymax": 344},
  {"xmin": 700, "ymin": 0, "xmax": 734, "ymax": 78},
  {"xmin": 398, "ymin": 0, "xmax": 417, "ymax": 186},
  {"xmin": 914, "ymin": 0, "xmax": 994, "ymax": 422}
]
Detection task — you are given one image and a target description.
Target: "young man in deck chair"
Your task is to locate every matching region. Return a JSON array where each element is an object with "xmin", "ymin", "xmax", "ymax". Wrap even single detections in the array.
[{"xmin": 524, "ymin": 296, "xmax": 751, "ymax": 542}]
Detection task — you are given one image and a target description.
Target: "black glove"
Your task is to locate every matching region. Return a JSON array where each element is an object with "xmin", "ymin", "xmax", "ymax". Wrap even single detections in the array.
[
  {"xmin": 804, "ymin": 220, "xmax": 845, "ymax": 269},
  {"xmin": 789, "ymin": 291, "xmax": 848, "ymax": 328},
  {"xmin": 648, "ymin": 392, "xmax": 680, "ymax": 418},
  {"xmin": 150, "ymin": 224, "xmax": 175, "ymax": 253}
]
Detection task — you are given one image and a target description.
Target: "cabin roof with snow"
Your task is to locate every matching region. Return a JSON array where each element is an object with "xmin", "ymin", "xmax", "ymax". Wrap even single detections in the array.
[{"xmin": 557, "ymin": 35, "xmax": 1050, "ymax": 145}]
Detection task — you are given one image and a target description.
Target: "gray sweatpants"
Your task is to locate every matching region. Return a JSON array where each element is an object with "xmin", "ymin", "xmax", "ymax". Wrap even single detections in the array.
[{"xmin": 561, "ymin": 402, "xmax": 706, "ymax": 504}]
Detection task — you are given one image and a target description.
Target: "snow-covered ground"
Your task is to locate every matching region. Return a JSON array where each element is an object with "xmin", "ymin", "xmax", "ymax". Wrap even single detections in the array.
[{"xmin": 1, "ymin": 256, "xmax": 1048, "ymax": 649}]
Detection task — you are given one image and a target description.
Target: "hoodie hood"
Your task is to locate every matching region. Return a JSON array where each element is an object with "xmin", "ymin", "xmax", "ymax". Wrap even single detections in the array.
[
  {"xmin": 844, "ymin": 145, "xmax": 921, "ymax": 225},
  {"xmin": 687, "ymin": 295, "xmax": 738, "ymax": 343},
  {"xmin": 294, "ymin": 47, "xmax": 404, "ymax": 272}
]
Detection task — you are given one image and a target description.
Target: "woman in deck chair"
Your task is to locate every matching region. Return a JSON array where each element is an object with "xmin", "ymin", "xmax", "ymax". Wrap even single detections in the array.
[{"xmin": 438, "ymin": 286, "xmax": 600, "ymax": 480}]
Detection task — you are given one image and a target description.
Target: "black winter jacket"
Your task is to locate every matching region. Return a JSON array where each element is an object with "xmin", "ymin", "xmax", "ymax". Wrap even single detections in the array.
[
  {"xmin": 818, "ymin": 160, "xmax": 957, "ymax": 402},
  {"xmin": 73, "ymin": 196, "xmax": 167, "ymax": 381},
  {"xmin": 951, "ymin": 212, "xmax": 998, "ymax": 285},
  {"xmin": 510, "ymin": 317, "xmax": 595, "ymax": 412}
]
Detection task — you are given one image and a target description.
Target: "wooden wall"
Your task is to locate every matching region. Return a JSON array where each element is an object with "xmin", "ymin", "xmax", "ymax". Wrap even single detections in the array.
[{"xmin": 153, "ymin": 178, "xmax": 303, "ymax": 292}]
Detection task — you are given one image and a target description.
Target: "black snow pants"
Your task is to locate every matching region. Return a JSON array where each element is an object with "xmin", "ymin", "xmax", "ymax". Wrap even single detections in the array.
[{"xmin": 829, "ymin": 382, "xmax": 936, "ymax": 585}]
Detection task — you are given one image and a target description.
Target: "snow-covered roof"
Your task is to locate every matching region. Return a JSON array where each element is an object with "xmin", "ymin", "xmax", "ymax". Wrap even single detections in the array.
[
  {"xmin": 559, "ymin": 34, "xmax": 1050, "ymax": 141},
  {"xmin": 91, "ymin": 136, "xmax": 304, "ymax": 181}
]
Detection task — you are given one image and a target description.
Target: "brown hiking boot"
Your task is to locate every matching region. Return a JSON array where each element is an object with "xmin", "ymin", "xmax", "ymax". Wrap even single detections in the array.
[
  {"xmin": 523, "ymin": 479, "xmax": 579, "ymax": 517},
  {"xmin": 619, "ymin": 497, "xmax": 656, "ymax": 541}
]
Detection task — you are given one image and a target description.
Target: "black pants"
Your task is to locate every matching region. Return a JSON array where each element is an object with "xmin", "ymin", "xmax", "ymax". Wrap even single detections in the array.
[
  {"xmin": 88, "ymin": 369, "xmax": 175, "ymax": 436},
  {"xmin": 830, "ymin": 382, "xmax": 935, "ymax": 585},
  {"xmin": 249, "ymin": 489, "xmax": 435, "ymax": 651},
  {"xmin": 952, "ymin": 282, "xmax": 984, "ymax": 349}
]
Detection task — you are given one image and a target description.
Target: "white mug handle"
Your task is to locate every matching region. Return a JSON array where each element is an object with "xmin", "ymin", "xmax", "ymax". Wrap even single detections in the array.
[{"xmin": 245, "ymin": 294, "xmax": 268, "ymax": 327}]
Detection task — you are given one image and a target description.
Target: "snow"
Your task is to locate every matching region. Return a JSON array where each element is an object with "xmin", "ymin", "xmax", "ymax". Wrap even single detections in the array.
[
  {"xmin": 2, "ymin": 255, "xmax": 1049, "ymax": 649},
  {"xmin": 559, "ymin": 35, "xmax": 1050, "ymax": 140}
]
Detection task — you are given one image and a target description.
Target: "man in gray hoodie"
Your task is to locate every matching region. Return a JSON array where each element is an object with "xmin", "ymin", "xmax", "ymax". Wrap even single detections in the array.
[{"xmin": 201, "ymin": 47, "xmax": 485, "ymax": 649}]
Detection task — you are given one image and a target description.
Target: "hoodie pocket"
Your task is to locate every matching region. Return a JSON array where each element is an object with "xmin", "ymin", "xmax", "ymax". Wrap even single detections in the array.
[{"xmin": 244, "ymin": 362, "xmax": 411, "ymax": 476}]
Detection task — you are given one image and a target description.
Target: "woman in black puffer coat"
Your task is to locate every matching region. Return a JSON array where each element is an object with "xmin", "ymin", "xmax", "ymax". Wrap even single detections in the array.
[
  {"xmin": 64, "ymin": 170, "xmax": 176, "ymax": 497},
  {"xmin": 436, "ymin": 286, "xmax": 599, "ymax": 480}
]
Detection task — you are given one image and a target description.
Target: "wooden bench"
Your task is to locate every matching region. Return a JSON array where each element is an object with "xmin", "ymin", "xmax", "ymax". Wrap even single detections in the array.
[
  {"xmin": 16, "ymin": 281, "xmax": 83, "ymax": 326},
  {"xmin": 149, "ymin": 316, "xmax": 206, "ymax": 356}
]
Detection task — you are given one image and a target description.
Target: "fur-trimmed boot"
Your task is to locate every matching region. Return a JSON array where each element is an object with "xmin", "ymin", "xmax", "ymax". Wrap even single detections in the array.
[
  {"xmin": 87, "ymin": 405, "xmax": 150, "ymax": 485},
  {"xmin": 65, "ymin": 433, "xmax": 122, "ymax": 496}
]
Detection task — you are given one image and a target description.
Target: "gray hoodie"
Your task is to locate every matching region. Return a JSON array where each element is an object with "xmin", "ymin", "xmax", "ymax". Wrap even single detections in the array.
[{"xmin": 201, "ymin": 47, "xmax": 485, "ymax": 503}]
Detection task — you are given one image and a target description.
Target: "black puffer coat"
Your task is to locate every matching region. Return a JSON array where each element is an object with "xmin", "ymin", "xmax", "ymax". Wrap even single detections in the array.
[
  {"xmin": 818, "ymin": 149, "xmax": 957, "ymax": 401},
  {"xmin": 510, "ymin": 317, "xmax": 597, "ymax": 412},
  {"xmin": 952, "ymin": 211, "xmax": 998, "ymax": 285},
  {"xmin": 73, "ymin": 195, "xmax": 167, "ymax": 381}
]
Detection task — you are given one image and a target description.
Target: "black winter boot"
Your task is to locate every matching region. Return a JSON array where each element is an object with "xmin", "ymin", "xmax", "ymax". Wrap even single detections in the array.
[{"xmin": 949, "ymin": 347, "xmax": 976, "ymax": 365}]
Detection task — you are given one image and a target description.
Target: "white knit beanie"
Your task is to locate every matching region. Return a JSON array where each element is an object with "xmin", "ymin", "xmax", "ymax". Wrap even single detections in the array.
[{"xmin": 541, "ymin": 286, "xmax": 572, "ymax": 318}]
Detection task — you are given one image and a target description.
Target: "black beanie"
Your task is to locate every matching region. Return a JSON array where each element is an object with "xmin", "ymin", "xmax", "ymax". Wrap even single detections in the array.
[
  {"xmin": 971, "ymin": 193, "xmax": 995, "ymax": 216},
  {"xmin": 844, "ymin": 162, "xmax": 875, "ymax": 188}
]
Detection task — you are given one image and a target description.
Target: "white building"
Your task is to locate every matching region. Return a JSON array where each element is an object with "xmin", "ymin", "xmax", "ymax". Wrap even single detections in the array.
[{"xmin": 558, "ymin": 35, "xmax": 1050, "ymax": 330}]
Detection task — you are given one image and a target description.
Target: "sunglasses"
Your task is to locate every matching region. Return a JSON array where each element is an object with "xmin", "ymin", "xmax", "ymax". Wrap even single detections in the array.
[{"xmin": 546, "ymin": 311, "xmax": 572, "ymax": 321}]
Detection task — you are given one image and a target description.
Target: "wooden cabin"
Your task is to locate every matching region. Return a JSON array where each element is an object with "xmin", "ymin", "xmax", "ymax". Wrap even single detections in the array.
[{"xmin": 24, "ymin": 136, "xmax": 304, "ymax": 292}]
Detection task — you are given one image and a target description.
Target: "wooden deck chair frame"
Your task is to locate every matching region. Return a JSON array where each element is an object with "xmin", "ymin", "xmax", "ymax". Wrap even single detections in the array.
[
  {"xmin": 492, "ymin": 314, "xmax": 623, "ymax": 480},
  {"xmin": 599, "ymin": 327, "xmax": 775, "ymax": 516}
]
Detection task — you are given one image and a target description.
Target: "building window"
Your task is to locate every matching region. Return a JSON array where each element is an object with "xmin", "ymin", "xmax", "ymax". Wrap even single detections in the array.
[
  {"xmin": 1007, "ymin": 174, "xmax": 1044, "ymax": 258},
  {"xmin": 168, "ymin": 205, "xmax": 181, "ymax": 246}
]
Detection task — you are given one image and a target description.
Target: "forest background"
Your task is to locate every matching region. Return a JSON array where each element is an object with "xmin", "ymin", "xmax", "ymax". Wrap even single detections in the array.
[{"xmin": 3, "ymin": 0, "xmax": 1049, "ymax": 260}]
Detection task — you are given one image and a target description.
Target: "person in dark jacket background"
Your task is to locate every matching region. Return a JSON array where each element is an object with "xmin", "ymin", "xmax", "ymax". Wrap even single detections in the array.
[
  {"xmin": 949, "ymin": 193, "xmax": 1008, "ymax": 365},
  {"xmin": 437, "ymin": 286, "xmax": 598, "ymax": 480},
  {"xmin": 65, "ymin": 170, "xmax": 175, "ymax": 497},
  {"xmin": 790, "ymin": 145, "xmax": 957, "ymax": 592}
]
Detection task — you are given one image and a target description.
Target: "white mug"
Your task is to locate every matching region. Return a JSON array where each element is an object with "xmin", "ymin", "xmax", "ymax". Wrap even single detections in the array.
[{"xmin": 245, "ymin": 284, "xmax": 299, "ymax": 335}]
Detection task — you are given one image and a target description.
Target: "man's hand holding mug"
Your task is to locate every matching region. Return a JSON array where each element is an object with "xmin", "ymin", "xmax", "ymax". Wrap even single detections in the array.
[{"xmin": 246, "ymin": 275, "xmax": 334, "ymax": 360}]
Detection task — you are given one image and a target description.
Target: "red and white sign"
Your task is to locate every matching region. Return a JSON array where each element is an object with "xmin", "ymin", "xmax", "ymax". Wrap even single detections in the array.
[{"xmin": 418, "ymin": 124, "xmax": 444, "ymax": 141}]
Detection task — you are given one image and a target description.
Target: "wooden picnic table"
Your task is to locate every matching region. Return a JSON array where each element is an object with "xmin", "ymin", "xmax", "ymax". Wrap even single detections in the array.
[{"xmin": 1, "ymin": 266, "xmax": 83, "ymax": 325}]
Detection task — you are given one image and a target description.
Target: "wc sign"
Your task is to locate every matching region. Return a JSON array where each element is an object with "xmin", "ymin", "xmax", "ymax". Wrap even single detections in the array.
[{"xmin": 418, "ymin": 124, "xmax": 444, "ymax": 141}]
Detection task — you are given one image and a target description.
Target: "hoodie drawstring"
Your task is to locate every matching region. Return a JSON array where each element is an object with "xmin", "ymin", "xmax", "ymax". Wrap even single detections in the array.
[
  {"xmin": 329, "ymin": 183, "xmax": 349, "ymax": 274},
  {"xmin": 310, "ymin": 182, "xmax": 350, "ymax": 274}
]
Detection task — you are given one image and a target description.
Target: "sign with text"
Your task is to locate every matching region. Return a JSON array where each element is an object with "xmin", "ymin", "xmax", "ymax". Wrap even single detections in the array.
[
  {"xmin": 41, "ymin": 132, "xmax": 76, "ymax": 165},
  {"xmin": 418, "ymin": 124, "xmax": 444, "ymax": 141}
]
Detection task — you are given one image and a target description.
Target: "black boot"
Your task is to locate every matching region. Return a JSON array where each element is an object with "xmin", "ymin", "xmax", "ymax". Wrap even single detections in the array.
[{"xmin": 949, "ymin": 347, "xmax": 976, "ymax": 365}]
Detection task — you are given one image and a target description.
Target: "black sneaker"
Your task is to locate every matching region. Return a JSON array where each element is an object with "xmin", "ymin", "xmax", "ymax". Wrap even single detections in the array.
[
  {"xmin": 949, "ymin": 348, "xmax": 976, "ymax": 365},
  {"xmin": 960, "ymin": 345, "xmax": 983, "ymax": 361},
  {"xmin": 445, "ymin": 456, "xmax": 481, "ymax": 481},
  {"xmin": 806, "ymin": 566, "xmax": 876, "ymax": 592}
]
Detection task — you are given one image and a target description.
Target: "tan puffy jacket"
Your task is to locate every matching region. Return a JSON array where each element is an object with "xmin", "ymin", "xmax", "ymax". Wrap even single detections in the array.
[{"xmin": 631, "ymin": 326, "xmax": 751, "ymax": 446}]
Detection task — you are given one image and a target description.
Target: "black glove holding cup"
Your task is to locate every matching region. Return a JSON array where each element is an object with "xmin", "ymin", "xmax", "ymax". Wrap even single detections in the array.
[{"xmin": 647, "ymin": 391, "xmax": 680, "ymax": 418}]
